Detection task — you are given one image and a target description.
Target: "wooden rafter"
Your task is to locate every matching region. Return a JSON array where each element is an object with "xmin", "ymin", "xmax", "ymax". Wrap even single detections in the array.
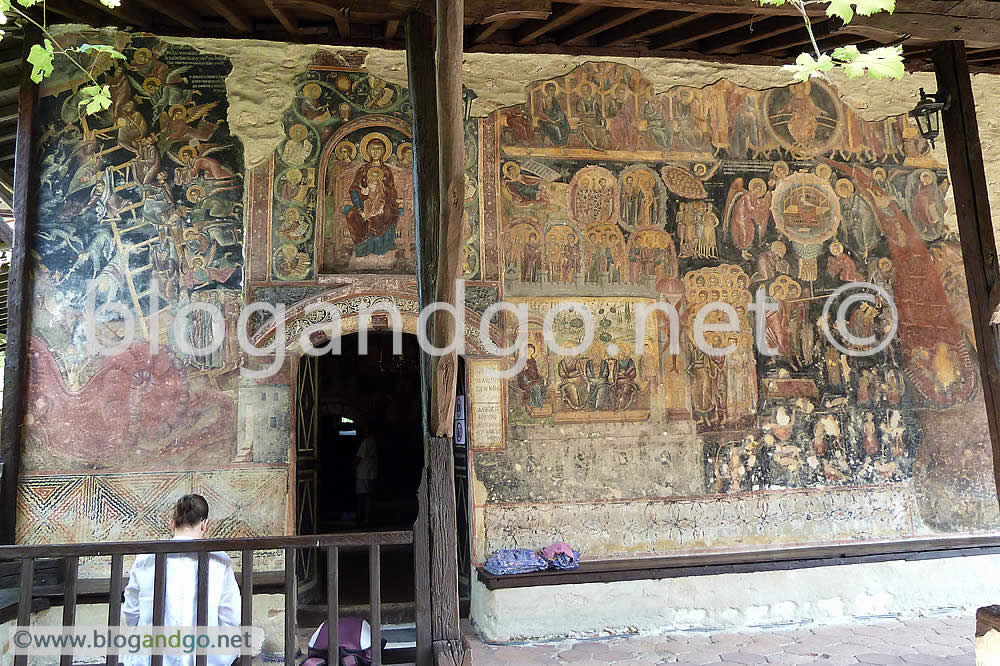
[
  {"xmin": 596, "ymin": 10, "xmax": 702, "ymax": 47},
  {"xmin": 473, "ymin": 19, "xmax": 509, "ymax": 43},
  {"xmin": 756, "ymin": 18, "xmax": 837, "ymax": 54},
  {"xmin": 385, "ymin": 18, "xmax": 400, "ymax": 41},
  {"xmin": 334, "ymin": 10, "xmax": 352, "ymax": 38},
  {"xmin": 554, "ymin": 6, "xmax": 650, "ymax": 44},
  {"xmin": 558, "ymin": 0, "xmax": 823, "ymax": 16},
  {"xmin": 707, "ymin": 15, "xmax": 809, "ymax": 53},
  {"xmin": 272, "ymin": 0, "xmax": 550, "ymax": 24},
  {"xmin": 648, "ymin": 12, "xmax": 757, "ymax": 51},
  {"xmin": 514, "ymin": 3, "xmax": 592, "ymax": 44},
  {"xmin": 203, "ymin": 0, "xmax": 253, "ymax": 32},
  {"xmin": 264, "ymin": 0, "xmax": 300, "ymax": 34},
  {"xmin": 131, "ymin": 0, "xmax": 202, "ymax": 30},
  {"xmin": 77, "ymin": 0, "xmax": 152, "ymax": 28}
]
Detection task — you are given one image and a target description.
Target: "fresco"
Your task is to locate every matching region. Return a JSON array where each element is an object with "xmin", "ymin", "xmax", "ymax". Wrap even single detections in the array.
[
  {"xmin": 18, "ymin": 34, "xmax": 289, "ymax": 545},
  {"xmin": 472, "ymin": 61, "xmax": 998, "ymax": 557},
  {"xmin": 264, "ymin": 57, "xmax": 415, "ymax": 279}
]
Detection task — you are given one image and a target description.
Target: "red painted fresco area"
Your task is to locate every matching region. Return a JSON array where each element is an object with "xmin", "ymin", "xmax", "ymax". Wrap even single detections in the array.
[{"xmin": 25, "ymin": 337, "xmax": 236, "ymax": 471}]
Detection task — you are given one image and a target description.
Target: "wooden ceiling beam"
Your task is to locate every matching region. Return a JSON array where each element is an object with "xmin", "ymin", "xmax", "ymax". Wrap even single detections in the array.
[
  {"xmin": 557, "ymin": 0, "xmax": 823, "ymax": 16},
  {"xmin": 77, "ymin": 0, "xmax": 152, "ymax": 27},
  {"xmin": 130, "ymin": 0, "xmax": 201, "ymax": 29},
  {"xmin": 264, "ymin": 0, "xmax": 300, "ymax": 33},
  {"xmin": 967, "ymin": 48, "xmax": 1000, "ymax": 63},
  {"xmin": 334, "ymin": 11, "xmax": 351, "ymax": 38},
  {"xmin": 272, "ymin": 0, "xmax": 550, "ymax": 24},
  {"xmin": 473, "ymin": 19, "xmax": 509, "ymax": 42},
  {"xmin": 203, "ymin": 0, "xmax": 253, "ymax": 32},
  {"xmin": 554, "ymin": 7, "xmax": 650, "ymax": 44},
  {"xmin": 385, "ymin": 18, "xmax": 400, "ymax": 41},
  {"xmin": 596, "ymin": 10, "xmax": 702, "ymax": 47},
  {"xmin": 514, "ymin": 4, "xmax": 592, "ymax": 44},
  {"xmin": 707, "ymin": 15, "xmax": 810, "ymax": 53},
  {"xmin": 43, "ymin": 0, "xmax": 119, "ymax": 26},
  {"xmin": 648, "ymin": 12, "xmax": 757, "ymax": 51},
  {"xmin": 756, "ymin": 18, "xmax": 836, "ymax": 54}
]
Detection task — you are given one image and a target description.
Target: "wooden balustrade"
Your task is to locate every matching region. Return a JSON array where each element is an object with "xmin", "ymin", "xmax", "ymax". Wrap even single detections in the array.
[{"xmin": 0, "ymin": 531, "xmax": 415, "ymax": 666}]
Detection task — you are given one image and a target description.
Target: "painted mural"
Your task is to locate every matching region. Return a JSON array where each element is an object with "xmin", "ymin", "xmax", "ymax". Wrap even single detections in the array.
[
  {"xmin": 472, "ymin": 61, "xmax": 999, "ymax": 560},
  {"xmin": 265, "ymin": 54, "xmax": 415, "ymax": 280},
  {"xmin": 18, "ymin": 34, "xmax": 289, "ymax": 545}
]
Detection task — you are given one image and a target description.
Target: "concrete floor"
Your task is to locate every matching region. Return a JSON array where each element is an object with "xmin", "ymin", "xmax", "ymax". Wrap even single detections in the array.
[{"xmin": 465, "ymin": 616, "xmax": 977, "ymax": 665}]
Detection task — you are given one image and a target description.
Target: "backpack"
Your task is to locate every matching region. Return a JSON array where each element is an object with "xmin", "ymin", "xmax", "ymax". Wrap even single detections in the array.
[{"xmin": 304, "ymin": 617, "xmax": 383, "ymax": 666}]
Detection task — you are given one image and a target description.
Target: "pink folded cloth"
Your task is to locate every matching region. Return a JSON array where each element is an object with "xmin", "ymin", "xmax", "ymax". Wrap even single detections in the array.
[{"xmin": 541, "ymin": 542, "xmax": 575, "ymax": 561}]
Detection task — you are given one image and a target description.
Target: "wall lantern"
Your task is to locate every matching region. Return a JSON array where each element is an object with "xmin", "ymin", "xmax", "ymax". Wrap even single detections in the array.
[
  {"xmin": 909, "ymin": 87, "xmax": 951, "ymax": 149},
  {"xmin": 462, "ymin": 86, "xmax": 478, "ymax": 121}
]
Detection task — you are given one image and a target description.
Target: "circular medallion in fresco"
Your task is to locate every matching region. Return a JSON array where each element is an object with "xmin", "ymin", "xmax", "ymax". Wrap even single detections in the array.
[
  {"xmin": 618, "ymin": 165, "xmax": 667, "ymax": 232},
  {"xmin": 273, "ymin": 243, "xmax": 312, "ymax": 280},
  {"xmin": 277, "ymin": 206, "xmax": 313, "ymax": 244},
  {"xmin": 567, "ymin": 165, "xmax": 618, "ymax": 229},
  {"xmin": 764, "ymin": 79, "xmax": 844, "ymax": 157},
  {"xmin": 770, "ymin": 173, "xmax": 841, "ymax": 245}
]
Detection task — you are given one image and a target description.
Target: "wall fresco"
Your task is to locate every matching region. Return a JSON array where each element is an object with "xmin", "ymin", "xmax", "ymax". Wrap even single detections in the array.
[
  {"xmin": 472, "ymin": 61, "xmax": 999, "ymax": 561},
  {"xmin": 17, "ymin": 34, "xmax": 289, "ymax": 545}
]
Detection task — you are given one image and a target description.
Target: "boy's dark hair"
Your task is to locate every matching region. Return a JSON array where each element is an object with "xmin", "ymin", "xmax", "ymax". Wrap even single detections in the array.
[{"xmin": 172, "ymin": 494, "xmax": 209, "ymax": 528}]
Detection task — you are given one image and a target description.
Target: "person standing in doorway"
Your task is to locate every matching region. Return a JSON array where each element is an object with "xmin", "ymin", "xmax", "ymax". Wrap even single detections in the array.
[{"xmin": 355, "ymin": 429, "xmax": 378, "ymax": 527}]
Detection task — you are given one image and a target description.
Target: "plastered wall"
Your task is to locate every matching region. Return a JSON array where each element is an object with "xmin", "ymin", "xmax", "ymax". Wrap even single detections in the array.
[{"xmin": 16, "ymin": 31, "xmax": 1000, "ymax": 580}]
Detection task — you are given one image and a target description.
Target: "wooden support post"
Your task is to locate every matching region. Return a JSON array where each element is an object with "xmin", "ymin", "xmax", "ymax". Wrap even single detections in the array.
[
  {"xmin": 406, "ymin": 11, "xmax": 440, "ymax": 443},
  {"xmin": 428, "ymin": 437, "xmax": 467, "ymax": 665},
  {"xmin": 0, "ymin": 31, "xmax": 40, "ymax": 544},
  {"xmin": 432, "ymin": 0, "xmax": 464, "ymax": 437},
  {"xmin": 933, "ymin": 41, "xmax": 1000, "ymax": 503}
]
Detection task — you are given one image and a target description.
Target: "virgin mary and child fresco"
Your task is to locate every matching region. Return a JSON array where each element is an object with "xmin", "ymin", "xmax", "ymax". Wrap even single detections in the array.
[{"xmin": 341, "ymin": 133, "xmax": 402, "ymax": 257}]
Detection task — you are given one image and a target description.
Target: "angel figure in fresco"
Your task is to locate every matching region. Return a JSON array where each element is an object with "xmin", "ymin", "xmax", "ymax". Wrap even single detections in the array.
[
  {"xmin": 342, "ymin": 133, "xmax": 401, "ymax": 258},
  {"xmin": 158, "ymin": 102, "xmax": 222, "ymax": 146},
  {"xmin": 536, "ymin": 82, "xmax": 570, "ymax": 147},
  {"xmin": 126, "ymin": 45, "xmax": 169, "ymax": 82},
  {"xmin": 169, "ymin": 144, "xmax": 235, "ymax": 185},
  {"xmin": 724, "ymin": 177, "xmax": 772, "ymax": 254},
  {"xmin": 130, "ymin": 68, "xmax": 194, "ymax": 116},
  {"xmin": 502, "ymin": 161, "xmax": 546, "ymax": 205}
]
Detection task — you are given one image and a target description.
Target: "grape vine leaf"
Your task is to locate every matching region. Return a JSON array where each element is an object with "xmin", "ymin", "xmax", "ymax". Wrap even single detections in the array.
[
  {"xmin": 27, "ymin": 40, "xmax": 54, "ymax": 83},
  {"xmin": 781, "ymin": 52, "xmax": 835, "ymax": 81}
]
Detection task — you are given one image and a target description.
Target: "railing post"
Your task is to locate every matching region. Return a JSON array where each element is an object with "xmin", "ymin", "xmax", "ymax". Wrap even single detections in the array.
[
  {"xmin": 14, "ymin": 557, "xmax": 33, "ymax": 666},
  {"xmin": 107, "ymin": 554, "xmax": 124, "ymax": 666},
  {"xmin": 151, "ymin": 552, "xmax": 167, "ymax": 666},
  {"xmin": 60, "ymin": 556, "xmax": 79, "ymax": 666},
  {"xmin": 196, "ymin": 551, "xmax": 209, "ymax": 666},
  {"xmin": 240, "ymin": 550, "xmax": 254, "ymax": 666},
  {"xmin": 326, "ymin": 546, "xmax": 339, "ymax": 665},
  {"xmin": 369, "ymin": 544, "xmax": 381, "ymax": 666},
  {"xmin": 284, "ymin": 547, "xmax": 296, "ymax": 666}
]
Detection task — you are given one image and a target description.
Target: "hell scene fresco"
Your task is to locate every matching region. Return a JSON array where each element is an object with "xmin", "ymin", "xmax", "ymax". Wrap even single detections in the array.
[
  {"xmin": 18, "ymin": 35, "xmax": 288, "ymax": 545},
  {"xmin": 490, "ymin": 61, "xmax": 985, "ymax": 505}
]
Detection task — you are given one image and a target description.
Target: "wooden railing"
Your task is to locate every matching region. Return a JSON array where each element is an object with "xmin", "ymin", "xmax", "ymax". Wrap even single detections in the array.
[{"xmin": 0, "ymin": 531, "xmax": 417, "ymax": 666}]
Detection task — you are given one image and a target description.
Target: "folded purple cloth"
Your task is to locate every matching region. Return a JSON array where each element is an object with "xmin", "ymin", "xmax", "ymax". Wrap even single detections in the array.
[
  {"xmin": 541, "ymin": 542, "xmax": 574, "ymax": 561},
  {"xmin": 484, "ymin": 548, "xmax": 548, "ymax": 575},
  {"xmin": 542, "ymin": 542, "xmax": 581, "ymax": 570}
]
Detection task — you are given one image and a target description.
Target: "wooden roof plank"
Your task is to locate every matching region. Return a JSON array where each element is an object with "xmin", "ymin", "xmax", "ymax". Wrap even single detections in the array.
[
  {"xmin": 272, "ymin": 0, "xmax": 549, "ymax": 24},
  {"xmin": 385, "ymin": 18, "xmax": 400, "ymax": 41},
  {"xmin": 554, "ymin": 6, "xmax": 650, "ymax": 44},
  {"xmin": 131, "ymin": 0, "xmax": 202, "ymax": 30},
  {"xmin": 77, "ymin": 0, "xmax": 152, "ymax": 27},
  {"xmin": 264, "ymin": 0, "xmax": 300, "ymax": 34},
  {"xmin": 203, "ymin": 0, "xmax": 253, "ymax": 32},
  {"xmin": 597, "ymin": 10, "xmax": 702, "ymax": 47},
  {"xmin": 557, "ymin": 0, "xmax": 823, "ymax": 16},
  {"xmin": 707, "ymin": 15, "xmax": 808, "ymax": 53},
  {"xmin": 515, "ymin": 3, "xmax": 592, "ymax": 44},
  {"xmin": 473, "ymin": 19, "xmax": 508, "ymax": 42},
  {"xmin": 648, "ymin": 12, "xmax": 757, "ymax": 51}
]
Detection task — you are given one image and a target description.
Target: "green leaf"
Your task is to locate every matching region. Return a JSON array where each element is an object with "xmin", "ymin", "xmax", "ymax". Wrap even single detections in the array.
[
  {"xmin": 79, "ymin": 84, "xmax": 112, "ymax": 115},
  {"xmin": 757, "ymin": 0, "xmax": 787, "ymax": 5},
  {"xmin": 781, "ymin": 52, "xmax": 835, "ymax": 82},
  {"xmin": 854, "ymin": 0, "xmax": 895, "ymax": 16},
  {"xmin": 14, "ymin": 0, "xmax": 42, "ymax": 8},
  {"xmin": 27, "ymin": 40, "xmax": 54, "ymax": 84},
  {"xmin": 825, "ymin": 0, "xmax": 854, "ymax": 24},
  {"xmin": 0, "ymin": 0, "xmax": 9, "ymax": 14},
  {"xmin": 842, "ymin": 45, "xmax": 905, "ymax": 79},
  {"xmin": 831, "ymin": 44, "xmax": 861, "ymax": 62},
  {"xmin": 78, "ymin": 43, "xmax": 126, "ymax": 59}
]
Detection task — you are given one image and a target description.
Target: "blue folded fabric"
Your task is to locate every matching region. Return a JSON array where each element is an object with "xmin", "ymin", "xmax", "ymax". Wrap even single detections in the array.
[
  {"xmin": 548, "ymin": 550, "xmax": 581, "ymax": 570},
  {"xmin": 483, "ymin": 548, "xmax": 548, "ymax": 575}
]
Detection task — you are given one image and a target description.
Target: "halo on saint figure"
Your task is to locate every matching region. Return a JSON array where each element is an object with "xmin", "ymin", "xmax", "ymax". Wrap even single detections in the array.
[
  {"xmin": 748, "ymin": 178, "xmax": 767, "ymax": 198},
  {"xmin": 133, "ymin": 48, "xmax": 152, "ymax": 63},
  {"xmin": 815, "ymin": 164, "xmax": 832, "ymax": 180},
  {"xmin": 693, "ymin": 163, "xmax": 708, "ymax": 177},
  {"xmin": 359, "ymin": 132, "xmax": 392, "ymax": 162},
  {"xmin": 873, "ymin": 166, "xmax": 887, "ymax": 182},
  {"xmin": 502, "ymin": 161, "xmax": 521, "ymax": 180},
  {"xmin": 143, "ymin": 77, "xmax": 162, "ymax": 93},
  {"xmin": 288, "ymin": 124, "xmax": 309, "ymax": 142},
  {"xmin": 367, "ymin": 166, "xmax": 385, "ymax": 183},
  {"xmin": 179, "ymin": 146, "xmax": 198, "ymax": 162},
  {"xmin": 285, "ymin": 168, "xmax": 303, "ymax": 183},
  {"xmin": 169, "ymin": 105, "xmax": 187, "ymax": 120},
  {"xmin": 186, "ymin": 185, "xmax": 206, "ymax": 203},
  {"xmin": 190, "ymin": 256, "xmax": 206, "ymax": 270},
  {"xmin": 919, "ymin": 170, "xmax": 935, "ymax": 185},
  {"xmin": 773, "ymin": 161, "xmax": 790, "ymax": 179},
  {"xmin": 397, "ymin": 142, "xmax": 413, "ymax": 163},
  {"xmin": 302, "ymin": 83, "xmax": 323, "ymax": 100},
  {"xmin": 334, "ymin": 141, "xmax": 357, "ymax": 161},
  {"xmin": 835, "ymin": 178, "xmax": 855, "ymax": 198}
]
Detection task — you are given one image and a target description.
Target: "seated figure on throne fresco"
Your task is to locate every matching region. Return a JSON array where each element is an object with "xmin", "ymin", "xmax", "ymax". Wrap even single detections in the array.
[{"xmin": 322, "ymin": 129, "xmax": 415, "ymax": 273}]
